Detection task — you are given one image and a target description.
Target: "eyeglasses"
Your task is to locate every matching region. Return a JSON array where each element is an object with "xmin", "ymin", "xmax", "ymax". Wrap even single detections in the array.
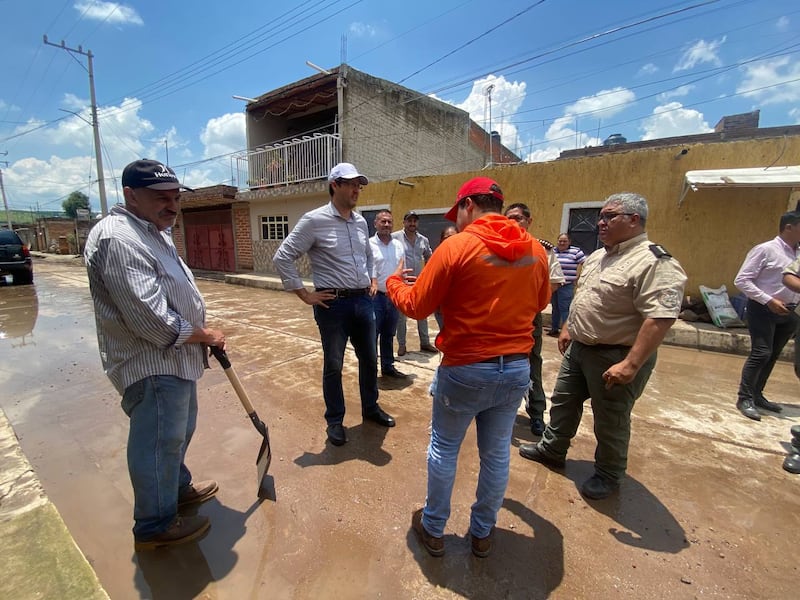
[
  {"xmin": 597, "ymin": 212, "xmax": 635, "ymax": 224},
  {"xmin": 506, "ymin": 214, "xmax": 528, "ymax": 222}
]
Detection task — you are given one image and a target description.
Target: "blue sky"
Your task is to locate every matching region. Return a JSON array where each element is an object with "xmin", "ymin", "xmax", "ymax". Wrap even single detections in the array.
[{"xmin": 1, "ymin": 0, "xmax": 798, "ymax": 213}]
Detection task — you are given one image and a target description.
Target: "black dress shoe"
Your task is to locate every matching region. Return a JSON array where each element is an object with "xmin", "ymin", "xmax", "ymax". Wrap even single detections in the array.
[
  {"xmin": 792, "ymin": 424, "xmax": 800, "ymax": 440},
  {"xmin": 363, "ymin": 406, "xmax": 396, "ymax": 427},
  {"xmin": 382, "ymin": 367, "xmax": 408, "ymax": 378},
  {"xmin": 326, "ymin": 423, "xmax": 347, "ymax": 446},
  {"xmin": 754, "ymin": 398, "xmax": 782, "ymax": 413},
  {"xmin": 580, "ymin": 474, "xmax": 620, "ymax": 499},
  {"xmin": 736, "ymin": 400, "xmax": 761, "ymax": 421},
  {"xmin": 783, "ymin": 453, "xmax": 800, "ymax": 474},
  {"xmin": 518, "ymin": 443, "xmax": 565, "ymax": 468}
]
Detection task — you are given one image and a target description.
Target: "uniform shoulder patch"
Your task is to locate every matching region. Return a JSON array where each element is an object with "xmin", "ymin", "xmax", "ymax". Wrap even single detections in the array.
[{"xmin": 649, "ymin": 244, "xmax": 672, "ymax": 259}]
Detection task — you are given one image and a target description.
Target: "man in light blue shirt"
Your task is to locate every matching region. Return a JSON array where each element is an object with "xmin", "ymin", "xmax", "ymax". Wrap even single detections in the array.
[{"xmin": 273, "ymin": 163, "xmax": 396, "ymax": 446}]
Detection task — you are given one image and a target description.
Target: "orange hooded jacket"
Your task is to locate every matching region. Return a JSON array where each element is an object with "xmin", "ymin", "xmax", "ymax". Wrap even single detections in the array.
[{"xmin": 386, "ymin": 213, "xmax": 550, "ymax": 366}]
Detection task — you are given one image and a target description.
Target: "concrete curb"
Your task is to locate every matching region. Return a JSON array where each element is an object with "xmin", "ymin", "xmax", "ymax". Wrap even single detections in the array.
[{"xmin": 0, "ymin": 408, "xmax": 109, "ymax": 600}]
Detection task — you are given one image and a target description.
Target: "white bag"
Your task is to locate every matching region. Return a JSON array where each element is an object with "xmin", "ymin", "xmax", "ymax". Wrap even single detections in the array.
[{"xmin": 699, "ymin": 284, "xmax": 746, "ymax": 328}]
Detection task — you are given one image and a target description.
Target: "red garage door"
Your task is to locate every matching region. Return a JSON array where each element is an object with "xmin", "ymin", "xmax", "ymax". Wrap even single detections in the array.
[{"xmin": 183, "ymin": 209, "xmax": 235, "ymax": 272}]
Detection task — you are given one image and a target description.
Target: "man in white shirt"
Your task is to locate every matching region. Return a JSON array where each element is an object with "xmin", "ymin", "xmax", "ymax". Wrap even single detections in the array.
[{"xmin": 370, "ymin": 210, "xmax": 408, "ymax": 378}]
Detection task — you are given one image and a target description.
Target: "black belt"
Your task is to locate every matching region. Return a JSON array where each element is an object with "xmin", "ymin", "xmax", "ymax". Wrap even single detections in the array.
[
  {"xmin": 479, "ymin": 353, "xmax": 528, "ymax": 363},
  {"xmin": 316, "ymin": 288, "xmax": 369, "ymax": 298}
]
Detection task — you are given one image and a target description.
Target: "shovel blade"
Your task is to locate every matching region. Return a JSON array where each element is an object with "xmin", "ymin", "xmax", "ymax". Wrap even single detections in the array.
[{"xmin": 255, "ymin": 435, "xmax": 273, "ymax": 500}]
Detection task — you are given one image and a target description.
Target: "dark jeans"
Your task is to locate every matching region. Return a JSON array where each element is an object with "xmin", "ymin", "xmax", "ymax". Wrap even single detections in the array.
[
  {"xmin": 737, "ymin": 299, "xmax": 799, "ymax": 403},
  {"xmin": 313, "ymin": 294, "xmax": 379, "ymax": 425},
  {"xmin": 373, "ymin": 292, "xmax": 399, "ymax": 372},
  {"xmin": 526, "ymin": 312, "xmax": 546, "ymax": 420}
]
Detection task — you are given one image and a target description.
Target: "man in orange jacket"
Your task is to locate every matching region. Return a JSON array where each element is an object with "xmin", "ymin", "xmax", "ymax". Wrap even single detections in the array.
[{"xmin": 387, "ymin": 177, "xmax": 550, "ymax": 558}]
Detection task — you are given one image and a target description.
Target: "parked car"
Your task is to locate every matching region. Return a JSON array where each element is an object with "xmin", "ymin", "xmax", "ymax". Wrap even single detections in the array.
[{"xmin": 0, "ymin": 229, "xmax": 34, "ymax": 285}]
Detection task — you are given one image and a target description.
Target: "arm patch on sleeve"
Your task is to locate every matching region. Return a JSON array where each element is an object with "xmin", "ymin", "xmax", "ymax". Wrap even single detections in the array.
[{"xmin": 649, "ymin": 244, "xmax": 672, "ymax": 259}]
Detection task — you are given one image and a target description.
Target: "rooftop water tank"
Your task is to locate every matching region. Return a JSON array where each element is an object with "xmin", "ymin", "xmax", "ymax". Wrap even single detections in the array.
[{"xmin": 603, "ymin": 133, "xmax": 627, "ymax": 146}]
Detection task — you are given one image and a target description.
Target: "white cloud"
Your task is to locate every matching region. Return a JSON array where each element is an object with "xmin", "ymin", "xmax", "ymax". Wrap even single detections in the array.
[
  {"xmin": 524, "ymin": 87, "xmax": 636, "ymax": 162},
  {"xmin": 74, "ymin": 1, "xmax": 143, "ymax": 26},
  {"xmin": 638, "ymin": 63, "xmax": 659, "ymax": 77},
  {"xmin": 200, "ymin": 113, "xmax": 245, "ymax": 159},
  {"xmin": 640, "ymin": 102, "xmax": 712, "ymax": 140},
  {"xmin": 674, "ymin": 37, "xmax": 726, "ymax": 72},
  {"xmin": 776, "ymin": 16, "xmax": 790, "ymax": 31},
  {"xmin": 349, "ymin": 22, "xmax": 378, "ymax": 37},
  {"xmin": 658, "ymin": 85, "xmax": 694, "ymax": 101},
  {"xmin": 737, "ymin": 56, "xmax": 800, "ymax": 105},
  {"xmin": 790, "ymin": 107, "xmax": 800, "ymax": 124}
]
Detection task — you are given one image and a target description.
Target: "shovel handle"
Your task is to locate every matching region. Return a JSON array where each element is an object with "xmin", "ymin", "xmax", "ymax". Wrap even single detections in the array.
[{"xmin": 210, "ymin": 346, "xmax": 257, "ymax": 414}]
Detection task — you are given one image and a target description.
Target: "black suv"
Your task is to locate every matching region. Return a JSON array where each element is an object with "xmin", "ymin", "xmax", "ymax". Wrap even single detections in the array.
[{"xmin": 0, "ymin": 229, "xmax": 34, "ymax": 285}]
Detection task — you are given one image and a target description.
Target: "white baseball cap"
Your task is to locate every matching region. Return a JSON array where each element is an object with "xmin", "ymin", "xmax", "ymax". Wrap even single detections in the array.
[{"xmin": 328, "ymin": 162, "xmax": 368, "ymax": 185}]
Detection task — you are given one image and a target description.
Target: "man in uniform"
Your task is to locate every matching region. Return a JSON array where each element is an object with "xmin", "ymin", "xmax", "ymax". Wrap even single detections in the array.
[
  {"xmin": 504, "ymin": 202, "xmax": 564, "ymax": 436},
  {"xmin": 518, "ymin": 192, "xmax": 687, "ymax": 500}
]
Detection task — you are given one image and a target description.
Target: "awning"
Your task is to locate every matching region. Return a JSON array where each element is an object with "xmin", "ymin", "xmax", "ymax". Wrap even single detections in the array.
[{"xmin": 679, "ymin": 165, "xmax": 800, "ymax": 205}]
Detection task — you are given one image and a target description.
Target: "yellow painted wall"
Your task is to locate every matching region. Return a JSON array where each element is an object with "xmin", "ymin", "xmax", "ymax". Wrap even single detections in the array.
[{"xmin": 358, "ymin": 135, "xmax": 800, "ymax": 296}]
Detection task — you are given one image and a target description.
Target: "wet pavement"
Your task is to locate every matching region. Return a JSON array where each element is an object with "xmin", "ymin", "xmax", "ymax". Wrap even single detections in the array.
[{"xmin": 1, "ymin": 261, "xmax": 799, "ymax": 599}]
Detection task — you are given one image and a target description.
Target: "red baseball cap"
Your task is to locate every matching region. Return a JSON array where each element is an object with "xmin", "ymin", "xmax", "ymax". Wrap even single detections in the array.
[{"xmin": 444, "ymin": 177, "xmax": 504, "ymax": 221}]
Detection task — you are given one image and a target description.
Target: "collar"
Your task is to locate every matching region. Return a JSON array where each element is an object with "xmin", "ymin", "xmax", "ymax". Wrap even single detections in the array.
[{"xmin": 604, "ymin": 232, "xmax": 648, "ymax": 255}]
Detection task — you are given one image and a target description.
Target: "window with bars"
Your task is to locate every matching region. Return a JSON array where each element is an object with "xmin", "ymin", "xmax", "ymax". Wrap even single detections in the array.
[{"xmin": 261, "ymin": 215, "xmax": 289, "ymax": 240}]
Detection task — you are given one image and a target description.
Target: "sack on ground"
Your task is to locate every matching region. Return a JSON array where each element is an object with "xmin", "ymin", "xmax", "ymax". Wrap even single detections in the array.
[{"xmin": 699, "ymin": 284, "xmax": 746, "ymax": 328}]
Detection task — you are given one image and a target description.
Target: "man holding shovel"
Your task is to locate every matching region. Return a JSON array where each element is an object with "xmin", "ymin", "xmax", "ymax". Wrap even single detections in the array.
[{"xmin": 85, "ymin": 159, "xmax": 225, "ymax": 551}]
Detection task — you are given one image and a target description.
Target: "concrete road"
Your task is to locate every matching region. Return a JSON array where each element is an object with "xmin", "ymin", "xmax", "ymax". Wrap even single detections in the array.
[{"xmin": 1, "ymin": 261, "xmax": 798, "ymax": 600}]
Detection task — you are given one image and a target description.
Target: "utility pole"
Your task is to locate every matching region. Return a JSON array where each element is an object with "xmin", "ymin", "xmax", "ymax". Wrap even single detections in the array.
[
  {"xmin": 484, "ymin": 84, "xmax": 495, "ymax": 168},
  {"xmin": 0, "ymin": 157, "xmax": 11, "ymax": 230},
  {"xmin": 43, "ymin": 35, "xmax": 108, "ymax": 216}
]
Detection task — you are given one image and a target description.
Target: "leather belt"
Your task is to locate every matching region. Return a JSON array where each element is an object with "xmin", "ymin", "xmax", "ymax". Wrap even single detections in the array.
[
  {"xmin": 316, "ymin": 288, "xmax": 369, "ymax": 298},
  {"xmin": 479, "ymin": 353, "xmax": 528, "ymax": 363}
]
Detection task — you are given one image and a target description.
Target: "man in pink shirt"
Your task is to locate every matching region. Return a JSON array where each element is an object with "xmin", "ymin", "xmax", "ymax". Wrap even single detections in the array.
[{"xmin": 734, "ymin": 211, "xmax": 800, "ymax": 421}]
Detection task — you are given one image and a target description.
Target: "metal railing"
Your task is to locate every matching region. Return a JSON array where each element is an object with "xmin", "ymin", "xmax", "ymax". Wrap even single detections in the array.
[{"xmin": 235, "ymin": 133, "xmax": 341, "ymax": 190}]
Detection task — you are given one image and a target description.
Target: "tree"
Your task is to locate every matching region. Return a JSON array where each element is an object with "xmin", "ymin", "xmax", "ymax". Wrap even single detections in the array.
[{"xmin": 62, "ymin": 191, "xmax": 91, "ymax": 219}]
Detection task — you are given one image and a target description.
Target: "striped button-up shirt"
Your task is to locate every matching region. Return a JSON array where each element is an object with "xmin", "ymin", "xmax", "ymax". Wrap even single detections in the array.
[
  {"xmin": 273, "ymin": 201, "xmax": 375, "ymax": 290},
  {"xmin": 85, "ymin": 205, "xmax": 207, "ymax": 395}
]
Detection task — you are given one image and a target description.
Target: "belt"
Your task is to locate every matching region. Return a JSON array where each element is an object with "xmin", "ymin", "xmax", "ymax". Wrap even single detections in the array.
[
  {"xmin": 787, "ymin": 303, "xmax": 798, "ymax": 311},
  {"xmin": 316, "ymin": 288, "xmax": 369, "ymax": 298},
  {"xmin": 478, "ymin": 353, "xmax": 528, "ymax": 363}
]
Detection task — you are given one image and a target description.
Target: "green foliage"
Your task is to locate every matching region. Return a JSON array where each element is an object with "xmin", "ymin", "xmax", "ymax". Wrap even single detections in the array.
[{"xmin": 62, "ymin": 191, "xmax": 91, "ymax": 219}]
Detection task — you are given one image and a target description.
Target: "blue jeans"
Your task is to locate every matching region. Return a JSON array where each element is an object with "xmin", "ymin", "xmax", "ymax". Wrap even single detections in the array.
[
  {"xmin": 422, "ymin": 358, "xmax": 530, "ymax": 539},
  {"xmin": 373, "ymin": 292, "xmax": 399, "ymax": 372},
  {"xmin": 121, "ymin": 376, "xmax": 197, "ymax": 539},
  {"xmin": 551, "ymin": 283, "xmax": 574, "ymax": 330},
  {"xmin": 314, "ymin": 295, "xmax": 379, "ymax": 425}
]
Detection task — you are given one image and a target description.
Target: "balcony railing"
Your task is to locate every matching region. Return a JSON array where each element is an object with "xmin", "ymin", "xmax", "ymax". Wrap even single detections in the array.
[{"xmin": 235, "ymin": 133, "xmax": 341, "ymax": 190}]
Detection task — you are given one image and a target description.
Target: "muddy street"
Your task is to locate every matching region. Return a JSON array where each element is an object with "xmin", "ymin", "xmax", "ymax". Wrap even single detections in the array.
[{"xmin": 1, "ymin": 261, "xmax": 798, "ymax": 599}]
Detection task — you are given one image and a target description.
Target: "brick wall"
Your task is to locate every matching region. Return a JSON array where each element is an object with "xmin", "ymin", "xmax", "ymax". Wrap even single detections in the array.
[{"xmin": 232, "ymin": 202, "xmax": 253, "ymax": 270}]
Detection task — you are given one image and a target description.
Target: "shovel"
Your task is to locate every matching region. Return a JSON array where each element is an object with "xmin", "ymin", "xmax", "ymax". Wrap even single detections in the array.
[{"xmin": 209, "ymin": 346, "xmax": 273, "ymax": 500}]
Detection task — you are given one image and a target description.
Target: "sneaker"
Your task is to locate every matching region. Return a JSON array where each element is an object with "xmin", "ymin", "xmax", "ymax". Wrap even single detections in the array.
[
  {"xmin": 134, "ymin": 515, "xmax": 210, "ymax": 551},
  {"xmin": 420, "ymin": 344, "xmax": 438, "ymax": 353},
  {"xmin": 178, "ymin": 480, "xmax": 219, "ymax": 508},
  {"xmin": 580, "ymin": 474, "xmax": 620, "ymax": 500},
  {"xmin": 471, "ymin": 529, "xmax": 493, "ymax": 558},
  {"xmin": 412, "ymin": 509, "xmax": 444, "ymax": 557}
]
